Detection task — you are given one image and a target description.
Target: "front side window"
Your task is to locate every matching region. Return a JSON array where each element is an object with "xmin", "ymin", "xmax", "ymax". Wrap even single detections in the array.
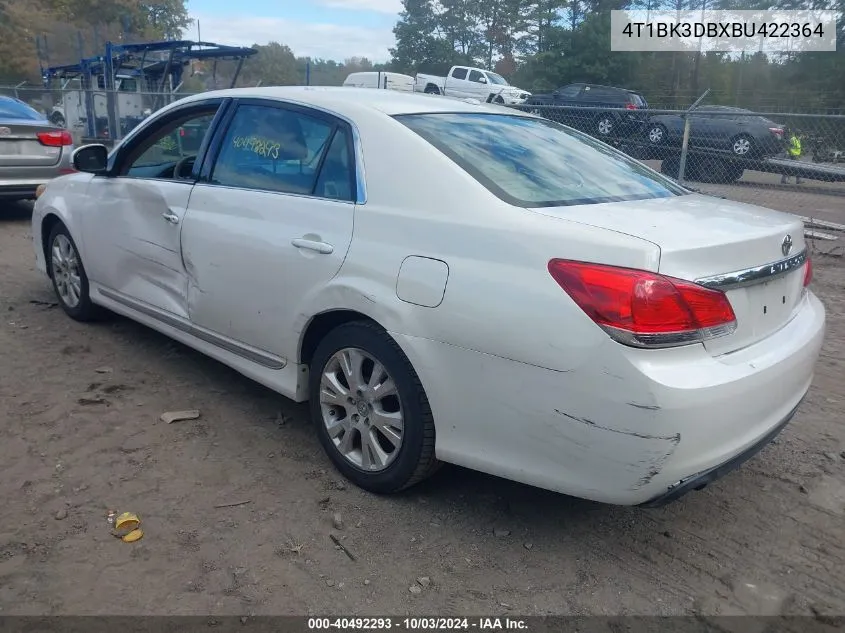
[
  {"xmin": 123, "ymin": 109, "xmax": 218, "ymax": 179},
  {"xmin": 486, "ymin": 72, "xmax": 509, "ymax": 86},
  {"xmin": 468, "ymin": 70, "xmax": 486, "ymax": 83},
  {"xmin": 211, "ymin": 104, "xmax": 336, "ymax": 196},
  {"xmin": 396, "ymin": 113, "xmax": 688, "ymax": 207}
]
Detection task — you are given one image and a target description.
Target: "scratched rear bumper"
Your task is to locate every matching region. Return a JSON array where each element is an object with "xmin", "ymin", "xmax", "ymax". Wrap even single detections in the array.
[
  {"xmin": 391, "ymin": 290, "xmax": 823, "ymax": 506},
  {"xmin": 638, "ymin": 400, "xmax": 801, "ymax": 508}
]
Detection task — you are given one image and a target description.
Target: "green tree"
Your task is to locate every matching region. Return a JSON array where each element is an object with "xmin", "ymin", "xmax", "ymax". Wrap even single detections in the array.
[{"xmin": 238, "ymin": 42, "xmax": 300, "ymax": 86}]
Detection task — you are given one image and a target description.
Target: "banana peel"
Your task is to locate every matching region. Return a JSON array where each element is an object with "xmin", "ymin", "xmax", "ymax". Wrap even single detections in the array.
[
  {"xmin": 110, "ymin": 512, "xmax": 143, "ymax": 542},
  {"xmin": 111, "ymin": 525, "xmax": 144, "ymax": 542},
  {"xmin": 122, "ymin": 528, "xmax": 144, "ymax": 543}
]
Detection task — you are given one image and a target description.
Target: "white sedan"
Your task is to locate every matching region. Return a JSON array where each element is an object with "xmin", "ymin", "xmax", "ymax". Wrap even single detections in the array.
[{"xmin": 31, "ymin": 87, "xmax": 825, "ymax": 506}]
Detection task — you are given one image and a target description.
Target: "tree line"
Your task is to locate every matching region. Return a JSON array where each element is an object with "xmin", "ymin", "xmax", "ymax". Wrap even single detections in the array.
[
  {"xmin": 2, "ymin": 0, "xmax": 842, "ymax": 113},
  {"xmin": 388, "ymin": 0, "xmax": 845, "ymax": 111}
]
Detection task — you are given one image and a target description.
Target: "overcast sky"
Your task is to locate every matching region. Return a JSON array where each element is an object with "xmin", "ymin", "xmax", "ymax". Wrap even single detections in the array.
[{"xmin": 186, "ymin": 0, "xmax": 400, "ymax": 62}]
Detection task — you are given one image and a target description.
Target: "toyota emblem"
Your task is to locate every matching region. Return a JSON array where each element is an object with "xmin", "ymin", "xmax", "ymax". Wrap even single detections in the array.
[{"xmin": 781, "ymin": 234, "xmax": 793, "ymax": 256}]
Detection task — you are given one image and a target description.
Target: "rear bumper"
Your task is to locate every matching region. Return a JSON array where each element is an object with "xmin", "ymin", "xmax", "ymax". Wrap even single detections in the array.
[
  {"xmin": 638, "ymin": 399, "xmax": 801, "ymax": 507},
  {"xmin": 392, "ymin": 289, "xmax": 825, "ymax": 506},
  {"xmin": 0, "ymin": 184, "xmax": 39, "ymax": 200}
]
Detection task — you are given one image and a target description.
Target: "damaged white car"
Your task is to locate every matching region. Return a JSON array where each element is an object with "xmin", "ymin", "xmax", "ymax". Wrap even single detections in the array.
[{"xmin": 32, "ymin": 87, "xmax": 825, "ymax": 506}]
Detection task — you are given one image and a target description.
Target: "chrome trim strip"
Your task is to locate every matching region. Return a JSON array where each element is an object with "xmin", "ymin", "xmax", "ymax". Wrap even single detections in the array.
[
  {"xmin": 98, "ymin": 287, "xmax": 286, "ymax": 370},
  {"xmin": 695, "ymin": 249, "xmax": 807, "ymax": 291}
]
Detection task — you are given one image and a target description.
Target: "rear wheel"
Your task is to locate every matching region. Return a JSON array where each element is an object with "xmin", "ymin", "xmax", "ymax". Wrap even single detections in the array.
[
  {"xmin": 424, "ymin": 85, "xmax": 440, "ymax": 95},
  {"xmin": 731, "ymin": 134, "xmax": 755, "ymax": 157},
  {"xmin": 595, "ymin": 114, "xmax": 614, "ymax": 137},
  {"xmin": 309, "ymin": 321, "xmax": 439, "ymax": 493},
  {"xmin": 47, "ymin": 223, "xmax": 105, "ymax": 322},
  {"xmin": 647, "ymin": 123, "xmax": 668, "ymax": 145}
]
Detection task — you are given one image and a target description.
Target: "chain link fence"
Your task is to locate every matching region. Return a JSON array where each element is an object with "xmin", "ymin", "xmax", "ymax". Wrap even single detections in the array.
[
  {"xmin": 510, "ymin": 100, "xmax": 845, "ymax": 255},
  {"xmin": 1, "ymin": 84, "xmax": 203, "ymax": 145},
  {"xmin": 3, "ymin": 81, "xmax": 844, "ymax": 253}
]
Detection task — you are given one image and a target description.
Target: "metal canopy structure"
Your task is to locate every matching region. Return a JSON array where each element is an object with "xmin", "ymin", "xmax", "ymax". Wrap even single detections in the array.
[{"xmin": 41, "ymin": 39, "xmax": 257, "ymax": 139}]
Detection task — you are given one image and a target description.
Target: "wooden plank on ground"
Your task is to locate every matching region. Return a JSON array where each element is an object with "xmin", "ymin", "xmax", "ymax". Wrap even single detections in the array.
[{"xmin": 799, "ymin": 216, "xmax": 845, "ymax": 232}]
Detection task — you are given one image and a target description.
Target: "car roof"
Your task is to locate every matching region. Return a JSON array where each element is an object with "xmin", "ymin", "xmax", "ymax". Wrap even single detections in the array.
[{"xmin": 176, "ymin": 86, "xmax": 523, "ymax": 118}]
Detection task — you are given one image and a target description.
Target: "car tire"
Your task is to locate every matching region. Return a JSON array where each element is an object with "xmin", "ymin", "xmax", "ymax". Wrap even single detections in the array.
[
  {"xmin": 50, "ymin": 112, "xmax": 66, "ymax": 127},
  {"xmin": 47, "ymin": 223, "xmax": 106, "ymax": 322},
  {"xmin": 594, "ymin": 114, "xmax": 614, "ymax": 137},
  {"xmin": 424, "ymin": 85, "xmax": 440, "ymax": 95},
  {"xmin": 731, "ymin": 134, "xmax": 755, "ymax": 157},
  {"xmin": 647, "ymin": 123, "xmax": 668, "ymax": 145},
  {"xmin": 309, "ymin": 320, "xmax": 439, "ymax": 494}
]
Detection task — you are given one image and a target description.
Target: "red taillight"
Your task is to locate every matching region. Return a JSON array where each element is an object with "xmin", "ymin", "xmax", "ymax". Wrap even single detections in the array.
[
  {"xmin": 804, "ymin": 256, "xmax": 813, "ymax": 287},
  {"xmin": 548, "ymin": 259, "xmax": 737, "ymax": 348},
  {"xmin": 769, "ymin": 127, "xmax": 784, "ymax": 138},
  {"xmin": 179, "ymin": 128, "xmax": 186, "ymax": 137},
  {"xmin": 36, "ymin": 130, "xmax": 73, "ymax": 147},
  {"xmin": 625, "ymin": 103, "xmax": 638, "ymax": 110}
]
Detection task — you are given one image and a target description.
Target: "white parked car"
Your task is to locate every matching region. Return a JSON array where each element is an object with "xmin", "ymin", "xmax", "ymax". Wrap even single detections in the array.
[
  {"xmin": 31, "ymin": 87, "xmax": 824, "ymax": 506},
  {"xmin": 343, "ymin": 71, "xmax": 415, "ymax": 92}
]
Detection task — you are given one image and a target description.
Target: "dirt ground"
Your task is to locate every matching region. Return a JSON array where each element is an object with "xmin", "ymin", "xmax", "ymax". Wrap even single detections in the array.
[{"xmin": 1, "ymin": 184, "xmax": 845, "ymax": 617}]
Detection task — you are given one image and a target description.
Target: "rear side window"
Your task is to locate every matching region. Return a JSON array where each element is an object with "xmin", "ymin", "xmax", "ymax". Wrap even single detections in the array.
[
  {"xmin": 0, "ymin": 98, "xmax": 44, "ymax": 120},
  {"xmin": 582, "ymin": 86, "xmax": 621, "ymax": 101},
  {"xmin": 629, "ymin": 94, "xmax": 646, "ymax": 107},
  {"xmin": 451, "ymin": 68, "xmax": 468, "ymax": 80},
  {"xmin": 211, "ymin": 104, "xmax": 334, "ymax": 196},
  {"xmin": 313, "ymin": 128, "xmax": 355, "ymax": 202},
  {"xmin": 396, "ymin": 113, "xmax": 687, "ymax": 208}
]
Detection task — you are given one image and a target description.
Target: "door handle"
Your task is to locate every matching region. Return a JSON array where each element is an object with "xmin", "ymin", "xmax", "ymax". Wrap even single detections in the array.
[
  {"xmin": 162, "ymin": 211, "xmax": 180, "ymax": 225},
  {"xmin": 291, "ymin": 238, "xmax": 333, "ymax": 254}
]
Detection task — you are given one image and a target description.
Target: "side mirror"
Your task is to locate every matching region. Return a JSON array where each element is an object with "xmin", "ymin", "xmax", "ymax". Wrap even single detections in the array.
[
  {"xmin": 72, "ymin": 144, "xmax": 109, "ymax": 174},
  {"xmin": 479, "ymin": 76, "xmax": 488, "ymax": 84}
]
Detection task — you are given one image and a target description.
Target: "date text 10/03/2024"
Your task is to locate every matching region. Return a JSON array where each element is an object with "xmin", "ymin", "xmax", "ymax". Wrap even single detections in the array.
[{"xmin": 307, "ymin": 618, "xmax": 529, "ymax": 630}]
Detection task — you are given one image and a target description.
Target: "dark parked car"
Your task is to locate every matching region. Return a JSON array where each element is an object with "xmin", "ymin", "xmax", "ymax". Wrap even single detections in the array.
[
  {"xmin": 523, "ymin": 83, "xmax": 649, "ymax": 139},
  {"xmin": 645, "ymin": 106, "xmax": 785, "ymax": 159}
]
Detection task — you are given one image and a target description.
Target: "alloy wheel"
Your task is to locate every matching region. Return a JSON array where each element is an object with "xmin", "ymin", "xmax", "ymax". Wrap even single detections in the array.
[
  {"xmin": 51, "ymin": 233, "xmax": 82, "ymax": 309},
  {"xmin": 319, "ymin": 347, "xmax": 404, "ymax": 472}
]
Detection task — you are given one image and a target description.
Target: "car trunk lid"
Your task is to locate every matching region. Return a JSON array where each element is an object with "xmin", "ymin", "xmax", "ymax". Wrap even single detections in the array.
[
  {"xmin": 531, "ymin": 193, "xmax": 808, "ymax": 355},
  {"xmin": 0, "ymin": 121, "xmax": 64, "ymax": 167}
]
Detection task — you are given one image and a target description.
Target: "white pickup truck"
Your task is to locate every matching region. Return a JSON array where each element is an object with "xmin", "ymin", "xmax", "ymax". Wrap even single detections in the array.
[{"xmin": 414, "ymin": 66, "xmax": 531, "ymax": 105}]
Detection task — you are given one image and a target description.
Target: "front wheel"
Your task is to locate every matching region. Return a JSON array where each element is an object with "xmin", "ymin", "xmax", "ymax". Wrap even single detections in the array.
[
  {"xmin": 47, "ymin": 223, "xmax": 105, "ymax": 321},
  {"xmin": 309, "ymin": 321, "xmax": 438, "ymax": 493}
]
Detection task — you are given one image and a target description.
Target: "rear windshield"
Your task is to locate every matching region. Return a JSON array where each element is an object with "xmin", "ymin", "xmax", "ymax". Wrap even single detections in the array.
[
  {"xmin": 0, "ymin": 98, "xmax": 44, "ymax": 120},
  {"xmin": 395, "ymin": 112, "xmax": 687, "ymax": 207}
]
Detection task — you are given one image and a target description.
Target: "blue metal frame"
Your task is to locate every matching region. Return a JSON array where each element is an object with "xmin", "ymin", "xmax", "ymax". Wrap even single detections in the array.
[{"xmin": 41, "ymin": 40, "xmax": 257, "ymax": 139}]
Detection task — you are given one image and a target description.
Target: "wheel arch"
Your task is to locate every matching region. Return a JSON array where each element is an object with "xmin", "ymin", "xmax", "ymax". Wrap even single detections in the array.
[
  {"xmin": 299, "ymin": 309, "xmax": 383, "ymax": 367},
  {"xmin": 40, "ymin": 212, "xmax": 66, "ymax": 277}
]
